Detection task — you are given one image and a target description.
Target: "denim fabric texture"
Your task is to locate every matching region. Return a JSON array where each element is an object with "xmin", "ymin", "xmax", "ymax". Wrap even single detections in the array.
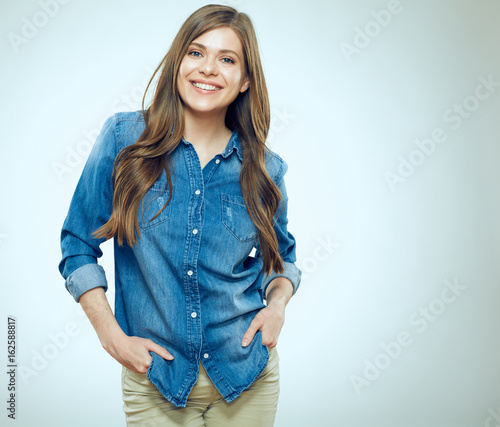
[{"xmin": 58, "ymin": 110, "xmax": 302, "ymax": 408}]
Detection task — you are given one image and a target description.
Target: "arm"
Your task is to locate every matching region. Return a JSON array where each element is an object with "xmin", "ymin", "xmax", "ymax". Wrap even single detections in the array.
[
  {"xmin": 242, "ymin": 159, "xmax": 302, "ymax": 348},
  {"xmin": 265, "ymin": 276, "xmax": 294, "ymax": 308},
  {"xmin": 241, "ymin": 277, "xmax": 294, "ymax": 348},
  {"xmin": 259, "ymin": 159, "xmax": 302, "ymax": 301},
  {"xmin": 59, "ymin": 115, "xmax": 172, "ymax": 372},
  {"xmin": 80, "ymin": 287, "xmax": 173, "ymax": 373}
]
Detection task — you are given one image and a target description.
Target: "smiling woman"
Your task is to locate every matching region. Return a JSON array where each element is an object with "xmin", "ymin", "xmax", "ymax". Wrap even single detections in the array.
[
  {"xmin": 58, "ymin": 4, "xmax": 302, "ymax": 427},
  {"xmin": 177, "ymin": 27, "xmax": 250, "ymax": 119}
]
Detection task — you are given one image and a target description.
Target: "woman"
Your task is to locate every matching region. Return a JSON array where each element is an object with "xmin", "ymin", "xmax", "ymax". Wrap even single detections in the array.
[{"xmin": 58, "ymin": 4, "xmax": 302, "ymax": 426}]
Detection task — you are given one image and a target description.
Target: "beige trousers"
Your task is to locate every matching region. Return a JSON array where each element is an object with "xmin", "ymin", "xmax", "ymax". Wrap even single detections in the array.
[{"xmin": 121, "ymin": 346, "xmax": 280, "ymax": 427}]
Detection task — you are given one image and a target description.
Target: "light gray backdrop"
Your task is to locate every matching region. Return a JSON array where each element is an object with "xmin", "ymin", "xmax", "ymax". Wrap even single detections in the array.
[{"xmin": 1, "ymin": 0, "xmax": 500, "ymax": 426}]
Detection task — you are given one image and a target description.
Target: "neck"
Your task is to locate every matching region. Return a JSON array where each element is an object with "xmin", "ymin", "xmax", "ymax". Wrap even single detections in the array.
[{"xmin": 182, "ymin": 108, "xmax": 232, "ymax": 150}]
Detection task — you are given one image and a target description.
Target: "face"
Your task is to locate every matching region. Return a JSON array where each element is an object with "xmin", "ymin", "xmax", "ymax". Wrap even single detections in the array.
[{"xmin": 177, "ymin": 27, "xmax": 250, "ymax": 118}]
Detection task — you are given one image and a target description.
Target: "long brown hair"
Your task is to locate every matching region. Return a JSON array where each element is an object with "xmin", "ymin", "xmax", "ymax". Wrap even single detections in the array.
[{"xmin": 93, "ymin": 4, "xmax": 285, "ymax": 276}]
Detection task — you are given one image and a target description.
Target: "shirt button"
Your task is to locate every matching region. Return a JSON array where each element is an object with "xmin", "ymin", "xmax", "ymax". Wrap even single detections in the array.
[
  {"xmin": 192, "ymin": 229, "xmax": 198, "ymax": 235},
  {"xmin": 215, "ymin": 159, "xmax": 220, "ymax": 164},
  {"xmin": 187, "ymin": 270, "xmax": 193, "ymax": 276},
  {"xmin": 195, "ymin": 189, "xmax": 201, "ymax": 195},
  {"xmin": 191, "ymin": 312, "xmax": 197, "ymax": 318},
  {"xmin": 203, "ymin": 353, "xmax": 209, "ymax": 359}
]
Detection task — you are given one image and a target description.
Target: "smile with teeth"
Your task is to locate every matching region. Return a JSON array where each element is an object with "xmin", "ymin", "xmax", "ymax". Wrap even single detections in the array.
[{"xmin": 191, "ymin": 82, "xmax": 221, "ymax": 91}]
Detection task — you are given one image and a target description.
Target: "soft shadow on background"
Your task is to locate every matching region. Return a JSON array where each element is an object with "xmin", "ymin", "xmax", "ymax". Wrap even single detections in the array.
[{"xmin": 1, "ymin": 1, "xmax": 500, "ymax": 426}]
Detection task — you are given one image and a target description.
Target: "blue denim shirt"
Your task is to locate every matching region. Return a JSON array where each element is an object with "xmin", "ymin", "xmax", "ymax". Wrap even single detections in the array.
[{"xmin": 58, "ymin": 111, "xmax": 302, "ymax": 408}]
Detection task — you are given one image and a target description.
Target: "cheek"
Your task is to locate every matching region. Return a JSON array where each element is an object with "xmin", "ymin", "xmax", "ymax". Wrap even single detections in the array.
[
  {"xmin": 178, "ymin": 58, "xmax": 194, "ymax": 80},
  {"xmin": 178, "ymin": 62, "xmax": 187, "ymax": 80},
  {"xmin": 177, "ymin": 63, "xmax": 191, "ymax": 92},
  {"xmin": 225, "ymin": 70, "xmax": 242, "ymax": 88},
  {"xmin": 176, "ymin": 71, "xmax": 183, "ymax": 95}
]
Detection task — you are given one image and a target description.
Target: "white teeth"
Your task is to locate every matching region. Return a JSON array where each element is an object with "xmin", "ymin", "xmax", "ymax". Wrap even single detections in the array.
[{"xmin": 192, "ymin": 82, "xmax": 221, "ymax": 91}]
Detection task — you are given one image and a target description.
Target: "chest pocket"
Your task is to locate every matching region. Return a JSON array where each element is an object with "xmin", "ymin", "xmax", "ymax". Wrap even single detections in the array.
[
  {"xmin": 138, "ymin": 182, "xmax": 172, "ymax": 230},
  {"xmin": 221, "ymin": 193, "xmax": 259, "ymax": 243}
]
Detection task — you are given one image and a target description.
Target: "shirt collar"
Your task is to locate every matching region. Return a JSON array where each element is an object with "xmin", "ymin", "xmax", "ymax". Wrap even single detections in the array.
[
  {"xmin": 181, "ymin": 130, "xmax": 243, "ymax": 163},
  {"xmin": 221, "ymin": 131, "xmax": 243, "ymax": 162}
]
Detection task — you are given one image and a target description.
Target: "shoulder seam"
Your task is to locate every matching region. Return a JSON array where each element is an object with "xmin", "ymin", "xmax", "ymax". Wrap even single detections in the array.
[
  {"xmin": 269, "ymin": 150, "xmax": 287, "ymax": 185},
  {"xmin": 111, "ymin": 111, "xmax": 145, "ymax": 152},
  {"xmin": 113, "ymin": 110, "xmax": 144, "ymax": 123}
]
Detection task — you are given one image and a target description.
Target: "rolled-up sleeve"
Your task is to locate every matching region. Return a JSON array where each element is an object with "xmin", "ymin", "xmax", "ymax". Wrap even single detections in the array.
[
  {"xmin": 58, "ymin": 114, "xmax": 117, "ymax": 302},
  {"xmin": 258, "ymin": 158, "xmax": 302, "ymax": 301}
]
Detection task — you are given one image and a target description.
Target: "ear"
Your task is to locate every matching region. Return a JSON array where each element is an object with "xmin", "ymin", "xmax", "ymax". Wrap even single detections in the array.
[{"xmin": 240, "ymin": 76, "xmax": 250, "ymax": 93}]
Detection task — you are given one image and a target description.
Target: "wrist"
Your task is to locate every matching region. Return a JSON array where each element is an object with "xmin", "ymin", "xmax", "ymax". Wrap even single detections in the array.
[
  {"xmin": 267, "ymin": 297, "xmax": 287, "ymax": 312},
  {"xmin": 265, "ymin": 277, "xmax": 293, "ymax": 307},
  {"xmin": 99, "ymin": 325, "xmax": 126, "ymax": 352}
]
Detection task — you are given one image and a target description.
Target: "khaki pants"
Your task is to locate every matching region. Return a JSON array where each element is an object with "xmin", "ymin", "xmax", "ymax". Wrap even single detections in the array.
[{"xmin": 121, "ymin": 346, "xmax": 280, "ymax": 426}]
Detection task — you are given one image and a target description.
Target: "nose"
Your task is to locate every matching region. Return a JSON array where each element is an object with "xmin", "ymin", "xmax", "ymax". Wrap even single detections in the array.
[{"xmin": 199, "ymin": 55, "xmax": 218, "ymax": 76}]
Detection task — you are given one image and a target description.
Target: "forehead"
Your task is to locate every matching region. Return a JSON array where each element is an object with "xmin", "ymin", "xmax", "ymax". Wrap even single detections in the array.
[{"xmin": 191, "ymin": 27, "xmax": 243, "ymax": 53}]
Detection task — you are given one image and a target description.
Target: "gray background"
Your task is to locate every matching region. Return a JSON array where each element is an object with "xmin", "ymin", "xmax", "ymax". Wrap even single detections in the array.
[{"xmin": 1, "ymin": 0, "xmax": 500, "ymax": 426}]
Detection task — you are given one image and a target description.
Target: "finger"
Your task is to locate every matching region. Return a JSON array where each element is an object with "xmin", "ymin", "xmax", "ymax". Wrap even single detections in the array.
[
  {"xmin": 144, "ymin": 339, "xmax": 174, "ymax": 360},
  {"xmin": 134, "ymin": 355, "xmax": 152, "ymax": 374},
  {"xmin": 122, "ymin": 349, "xmax": 151, "ymax": 374},
  {"xmin": 112, "ymin": 337, "xmax": 153, "ymax": 373},
  {"xmin": 242, "ymin": 320, "xmax": 262, "ymax": 347},
  {"xmin": 262, "ymin": 336, "xmax": 277, "ymax": 348},
  {"xmin": 128, "ymin": 345, "xmax": 153, "ymax": 373}
]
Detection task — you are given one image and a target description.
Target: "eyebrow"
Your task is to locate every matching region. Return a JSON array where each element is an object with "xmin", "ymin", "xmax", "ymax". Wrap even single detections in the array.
[{"xmin": 190, "ymin": 42, "xmax": 241, "ymax": 60}]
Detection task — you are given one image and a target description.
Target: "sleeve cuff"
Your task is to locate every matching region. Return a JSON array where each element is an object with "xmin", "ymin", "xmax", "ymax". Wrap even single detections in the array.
[
  {"xmin": 261, "ymin": 261, "xmax": 302, "ymax": 301},
  {"xmin": 65, "ymin": 263, "xmax": 108, "ymax": 303}
]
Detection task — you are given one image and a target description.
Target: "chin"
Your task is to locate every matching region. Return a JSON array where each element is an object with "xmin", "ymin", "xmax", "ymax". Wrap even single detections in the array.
[{"xmin": 186, "ymin": 104, "xmax": 228, "ymax": 116}]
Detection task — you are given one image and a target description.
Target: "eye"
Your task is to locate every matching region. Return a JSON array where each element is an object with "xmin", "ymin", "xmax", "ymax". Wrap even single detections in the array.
[
  {"xmin": 221, "ymin": 57, "xmax": 235, "ymax": 64},
  {"xmin": 188, "ymin": 50, "xmax": 202, "ymax": 57}
]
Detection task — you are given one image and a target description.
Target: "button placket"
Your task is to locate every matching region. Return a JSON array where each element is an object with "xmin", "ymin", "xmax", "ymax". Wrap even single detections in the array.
[{"xmin": 184, "ymin": 145, "xmax": 205, "ymax": 360}]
